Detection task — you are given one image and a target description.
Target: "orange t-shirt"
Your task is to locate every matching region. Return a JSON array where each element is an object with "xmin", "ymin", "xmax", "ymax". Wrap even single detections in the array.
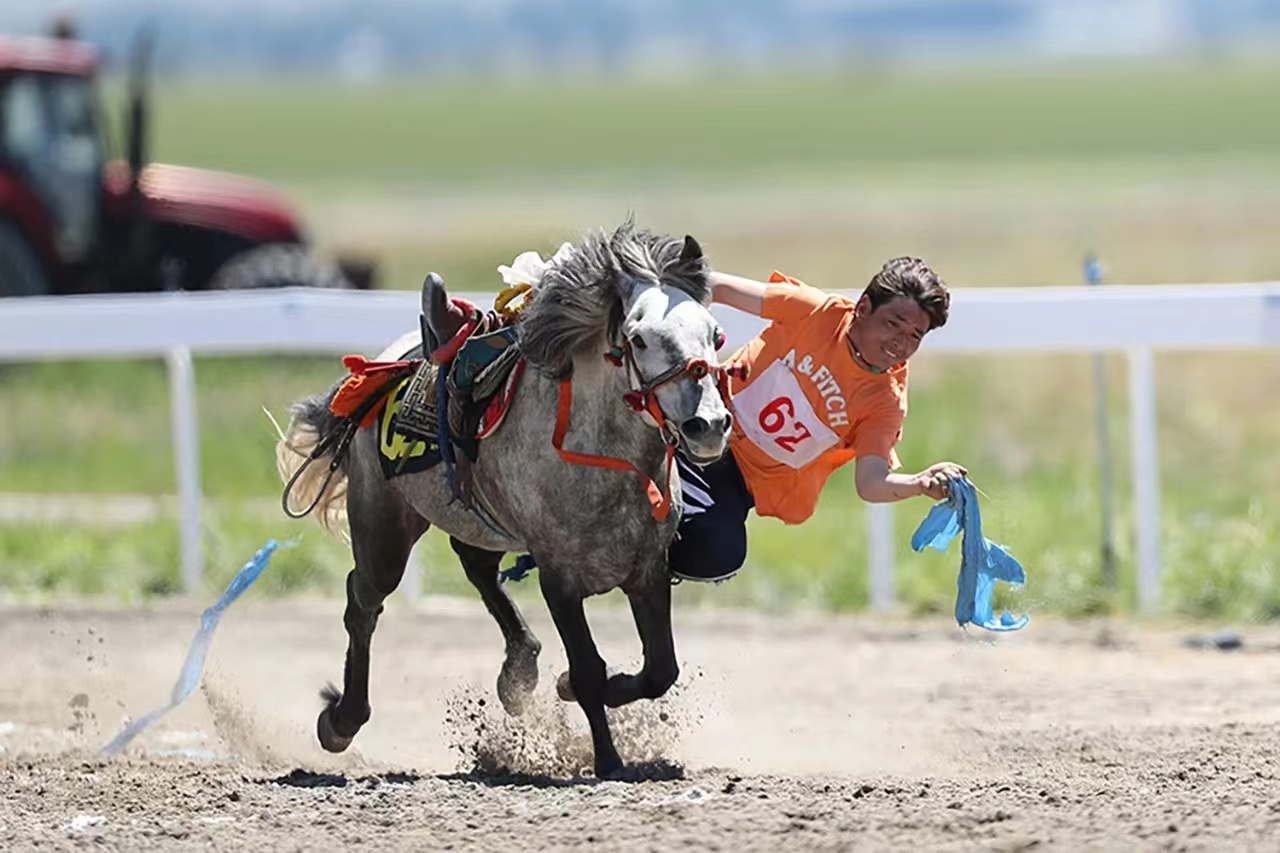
[{"xmin": 724, "ymin": 272, "xmax": 908, "ymax": 524}]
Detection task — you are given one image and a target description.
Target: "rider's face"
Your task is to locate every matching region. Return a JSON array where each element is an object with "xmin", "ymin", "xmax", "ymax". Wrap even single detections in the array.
[{"xmin": 850, "ymin": 295, "xmax": 931, "ymax": 370}]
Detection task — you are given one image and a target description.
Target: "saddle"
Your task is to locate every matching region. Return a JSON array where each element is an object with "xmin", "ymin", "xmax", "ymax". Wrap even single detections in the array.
[
  {"xmin": 370, "ymin": 347, "xmax": 524, "ymax": 481},
  {"xmin": 387, "ymin": 273, "xmax": 525, "ymax": 501},
  {"xmin": 328, "ymin": 272, "xmax": 527, "ymax": 508}
]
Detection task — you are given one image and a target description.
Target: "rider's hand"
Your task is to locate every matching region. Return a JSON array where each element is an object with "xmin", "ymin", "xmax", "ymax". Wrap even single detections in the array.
[{"xmin": 912, "ymin": 461, "xmax": 968, "ymax": 500}]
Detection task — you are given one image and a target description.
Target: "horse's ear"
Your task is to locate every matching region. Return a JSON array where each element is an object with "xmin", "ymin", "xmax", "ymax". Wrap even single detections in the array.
[
  {"xmin": 680, "ymin": 234, "xmax": 703, "ymax": 263},
  {"xmin": 614, "ymin": 272, "xmax": 639, "ymax": 301}
]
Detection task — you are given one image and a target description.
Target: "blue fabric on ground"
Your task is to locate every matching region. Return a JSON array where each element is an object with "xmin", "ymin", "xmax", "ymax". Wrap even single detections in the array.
[
  {"xmin": 911, "ymin": 478, "xmax": 1029, "ymax": 633},
  {"xmin": 100, "ymin": 540, "xmax": 280, "ymax": 756}
]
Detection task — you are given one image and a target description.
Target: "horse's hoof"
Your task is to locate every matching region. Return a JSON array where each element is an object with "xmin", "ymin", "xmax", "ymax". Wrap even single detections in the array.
[
  {"xmin": 594, "ymin": 754, "xmax": 625, "ymax": 781},
  {"xmin": 497, "ymin": 643, "xmax": 540, "ymax": 716},
  {"xmin": 316, "ymin": 707, "xmax": 354, "ymax": 754},
  {"xmin": 557, "ymin": 664, "xmax": 621, "ymax": 703}
]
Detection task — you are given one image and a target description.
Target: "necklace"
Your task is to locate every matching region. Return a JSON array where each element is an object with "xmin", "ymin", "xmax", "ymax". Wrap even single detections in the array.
[{"xmin": 845, "ymin": 327, "xmax": 885, "ymax": 375}]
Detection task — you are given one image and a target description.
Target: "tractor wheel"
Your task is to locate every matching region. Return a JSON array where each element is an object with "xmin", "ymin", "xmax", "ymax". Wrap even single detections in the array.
[
  {"xmin": 0, "ymin": 222, "xmax": 51, "ymax": 297},
  {"xmin": 207, "ymin": 244, "xmax": 351, "ymax": 291}
]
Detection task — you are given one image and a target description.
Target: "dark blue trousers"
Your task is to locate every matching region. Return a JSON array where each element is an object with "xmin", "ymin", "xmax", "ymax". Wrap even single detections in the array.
[{"xmin": 668, "ymin": 451, "xmax": 754, "ymax": 582}]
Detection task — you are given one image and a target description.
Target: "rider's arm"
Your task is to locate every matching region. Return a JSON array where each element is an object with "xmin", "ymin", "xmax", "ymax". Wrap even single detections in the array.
[
  {"xmin": 855, "ymin": 455, "xmax": 926, "ymax": 503},
  {"xmin": 709, "ymin": 271, "xmax": 766, "ymax": 316},
  {"xmin": 855, "ymin": 456, "xmax": 969, "ymax": 503}
]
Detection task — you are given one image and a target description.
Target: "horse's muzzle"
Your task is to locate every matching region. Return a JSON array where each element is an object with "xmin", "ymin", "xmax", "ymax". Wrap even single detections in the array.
[{"xmin": 680, "ymin": 413, "xmax": 732, "ymax": 463}]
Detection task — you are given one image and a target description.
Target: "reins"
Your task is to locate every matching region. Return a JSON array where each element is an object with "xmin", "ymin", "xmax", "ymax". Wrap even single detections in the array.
[
  {"xmin": 551, "ymin": 337, "xmax": 747, "ymax": 522},
  {"xmin": 552, "ymin": 376, "xmax": 677, "ymax": 522}
]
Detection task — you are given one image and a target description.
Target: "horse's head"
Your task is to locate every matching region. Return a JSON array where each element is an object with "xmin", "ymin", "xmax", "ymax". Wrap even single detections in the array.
[
  {"xmin": 518, "ymin": 222, "xmax": 734, "ymax": 464},
  {"xmin": 614, "ymin": 234, "xmax": 732, "ymax": 465}
]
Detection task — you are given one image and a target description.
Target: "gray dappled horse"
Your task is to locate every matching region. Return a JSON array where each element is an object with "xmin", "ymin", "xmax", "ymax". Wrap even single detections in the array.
[{"xmin": 276, "ymin": 223, "xmax": 732, "ymax": 778}]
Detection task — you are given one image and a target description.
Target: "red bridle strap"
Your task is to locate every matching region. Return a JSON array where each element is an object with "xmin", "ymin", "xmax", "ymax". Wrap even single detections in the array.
[{"xmin": 553, "ymin": 377, "xmax": 675, "ymax": 522}]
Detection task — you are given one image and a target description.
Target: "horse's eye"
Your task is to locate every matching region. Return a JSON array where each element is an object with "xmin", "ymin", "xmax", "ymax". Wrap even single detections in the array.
[{"xmin": 631, "ymin": 335, "xmax": 647, "ymax": 351}]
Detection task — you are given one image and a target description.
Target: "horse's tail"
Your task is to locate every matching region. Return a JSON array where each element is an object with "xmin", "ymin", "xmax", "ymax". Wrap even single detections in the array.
[{"xmin": 273, "ymin": 382, "xmax": 351, "ymax": 539}]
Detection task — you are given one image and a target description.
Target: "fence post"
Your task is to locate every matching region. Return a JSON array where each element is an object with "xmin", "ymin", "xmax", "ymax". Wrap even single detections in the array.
[
  {"xmin": 867, "ymin": 502, "xmax": 896, "ymax": 611},
  {"xmin": 166, "ymin": 346, "xmax": 203, "ymax": 594},
  {"xmin": 401, "ymin": 541, "xmax": 425, "ymax": 603},
  {"xmin": 1085, "ymin": 254, "xmax": 1118, "ymax": 595},
  {"xmin": 1127, "ymin": 346, "xmax": 1162, "ymax": 613}
]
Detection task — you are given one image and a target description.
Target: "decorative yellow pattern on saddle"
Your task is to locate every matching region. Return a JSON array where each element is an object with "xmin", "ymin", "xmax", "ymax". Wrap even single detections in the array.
[{"xmin": 377, "ymin": 375, "xmax": 442, "ymax": 479}]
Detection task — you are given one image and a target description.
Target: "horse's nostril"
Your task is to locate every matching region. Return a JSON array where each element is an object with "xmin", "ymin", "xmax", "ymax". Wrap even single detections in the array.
[
  {"xmin": 681, "ymin": 417, "xmax": 709, "ymax": 439},
  {"xmin": 683, "ymin": 415, "xmax": 732, "ymax": 442}
]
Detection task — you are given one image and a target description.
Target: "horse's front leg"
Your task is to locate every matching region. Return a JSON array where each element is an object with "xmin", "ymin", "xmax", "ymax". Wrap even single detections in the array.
[
  {"xmin": 539, "ymin": 569, "xmax": 623, "ymax": 779},
  {"xmin": 602, "ymin": 572, "xmax": 679, "ymax": 707}
]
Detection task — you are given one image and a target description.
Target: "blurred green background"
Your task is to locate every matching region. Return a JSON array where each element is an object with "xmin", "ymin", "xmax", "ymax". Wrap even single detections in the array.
[{"xmin": 3, "ymin": 40, "xmax": 1280, "ymax": 619}]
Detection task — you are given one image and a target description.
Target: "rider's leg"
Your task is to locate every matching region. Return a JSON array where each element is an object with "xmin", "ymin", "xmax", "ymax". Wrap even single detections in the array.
[{"xmin": 668, "ymin": 451, "xmax": 754, "ymax": 582}]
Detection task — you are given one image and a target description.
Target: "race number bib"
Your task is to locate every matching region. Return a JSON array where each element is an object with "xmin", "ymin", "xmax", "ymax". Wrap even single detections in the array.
[{"xmin": 732, "ymin": 359, "xmax": 839, "ymax": 469}]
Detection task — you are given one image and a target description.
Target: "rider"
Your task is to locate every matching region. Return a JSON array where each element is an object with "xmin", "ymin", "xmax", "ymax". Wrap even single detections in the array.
[{"xmin": 671, "ymin": 256, "xmax": 966, "ymax": 582}]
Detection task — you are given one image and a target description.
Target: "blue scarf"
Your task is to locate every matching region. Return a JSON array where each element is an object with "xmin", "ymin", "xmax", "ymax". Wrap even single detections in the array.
[
  {"xmin": 911, "ymin": 478, "xmax": 1028, "ymax": 632},
  {"xmin": 102, "ymin": 540, "xmax": 280, "ymax": 755}
]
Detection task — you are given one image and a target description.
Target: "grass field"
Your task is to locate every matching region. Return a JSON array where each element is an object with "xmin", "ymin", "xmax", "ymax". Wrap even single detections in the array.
[
  {"xmin": 4, "ymin": 63, "xmax": 1280, "ymax": 619},
  {"xmin": 140, "ymin": 64, "xmax": 1280, "ymax": 185}
]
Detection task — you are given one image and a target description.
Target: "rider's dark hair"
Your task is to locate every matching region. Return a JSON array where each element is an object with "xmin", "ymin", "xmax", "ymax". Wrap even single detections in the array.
[{"xmin": 862, "ymin": 257, "xmax": 950, "ymax": 330}]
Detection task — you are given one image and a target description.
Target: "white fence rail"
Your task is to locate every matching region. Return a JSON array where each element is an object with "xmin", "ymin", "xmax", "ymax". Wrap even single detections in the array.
[{"xmin": 3, "ymin": 284, "xmax": 1279, "ymax": 610}]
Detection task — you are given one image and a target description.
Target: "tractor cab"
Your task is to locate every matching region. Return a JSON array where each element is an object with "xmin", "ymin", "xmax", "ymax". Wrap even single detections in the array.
[
  {"xmin": 0, "ymin": 28, "xmax": 369, "ymax": 297},
  {"xmin": 0, "ymin": 36, "xmax": 106, "ymax": 292},
  {"xmin": 2, "ymin": 54, "xmax": 105, "ymax": 268}
]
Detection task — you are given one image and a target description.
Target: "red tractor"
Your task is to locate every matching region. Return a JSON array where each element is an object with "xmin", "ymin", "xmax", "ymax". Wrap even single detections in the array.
[{"xmin": 0, "ymin": 30, "xmax": 372, "ymax": 297}]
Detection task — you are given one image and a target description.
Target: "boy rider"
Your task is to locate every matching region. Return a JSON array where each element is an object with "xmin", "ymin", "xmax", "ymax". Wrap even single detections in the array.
[{"xmin": 672, "ymin": 256, "xmax": 966, "ymax": 582}]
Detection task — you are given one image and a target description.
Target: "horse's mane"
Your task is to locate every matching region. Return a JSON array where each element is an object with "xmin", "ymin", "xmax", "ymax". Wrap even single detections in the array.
[{"xmin": 518, "ymin": 220, "xmax": 710, "ymax": 376}]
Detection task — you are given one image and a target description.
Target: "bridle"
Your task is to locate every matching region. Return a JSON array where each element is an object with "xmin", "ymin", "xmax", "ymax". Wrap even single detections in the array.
[
  {"xmin": 606, "ymin": 343, "xmax": 703, "ymax": 443},
  {"xmin": 605, "ymin": 327, "xmax": 748, "ymax": 441},
  {"xmin": 550, "ymin": 325, "xmax": 747, "ymax": 522}
]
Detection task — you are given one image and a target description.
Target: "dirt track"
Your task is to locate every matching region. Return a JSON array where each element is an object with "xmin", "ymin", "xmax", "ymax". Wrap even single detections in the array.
[{"xmin": 2, "ymin": 596, "xmax": 1280, "ymax": 851}]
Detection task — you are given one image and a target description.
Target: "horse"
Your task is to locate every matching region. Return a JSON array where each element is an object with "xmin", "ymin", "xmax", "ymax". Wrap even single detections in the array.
[{"xmin": 275, "ymin": 222, "xmax": 733, "ymax": 778}]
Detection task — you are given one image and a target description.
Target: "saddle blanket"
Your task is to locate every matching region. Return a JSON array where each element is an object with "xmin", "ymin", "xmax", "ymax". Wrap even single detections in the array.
[{"xmin": 369, "ymin": 357, "xmax": 526, "ymax": 479}]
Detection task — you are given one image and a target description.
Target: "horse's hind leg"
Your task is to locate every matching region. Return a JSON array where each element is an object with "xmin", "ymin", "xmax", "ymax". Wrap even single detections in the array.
[
  {"xmin": 317, "ymin": 486, "xmax": 427, "ymax": 753},
  {"xmin": 539, "ymin": 570, "xmax": 623, "ymax": 779},
  {"xmin": 449, "ymin": 536, "xmax": 541, "ymax": 716}
]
